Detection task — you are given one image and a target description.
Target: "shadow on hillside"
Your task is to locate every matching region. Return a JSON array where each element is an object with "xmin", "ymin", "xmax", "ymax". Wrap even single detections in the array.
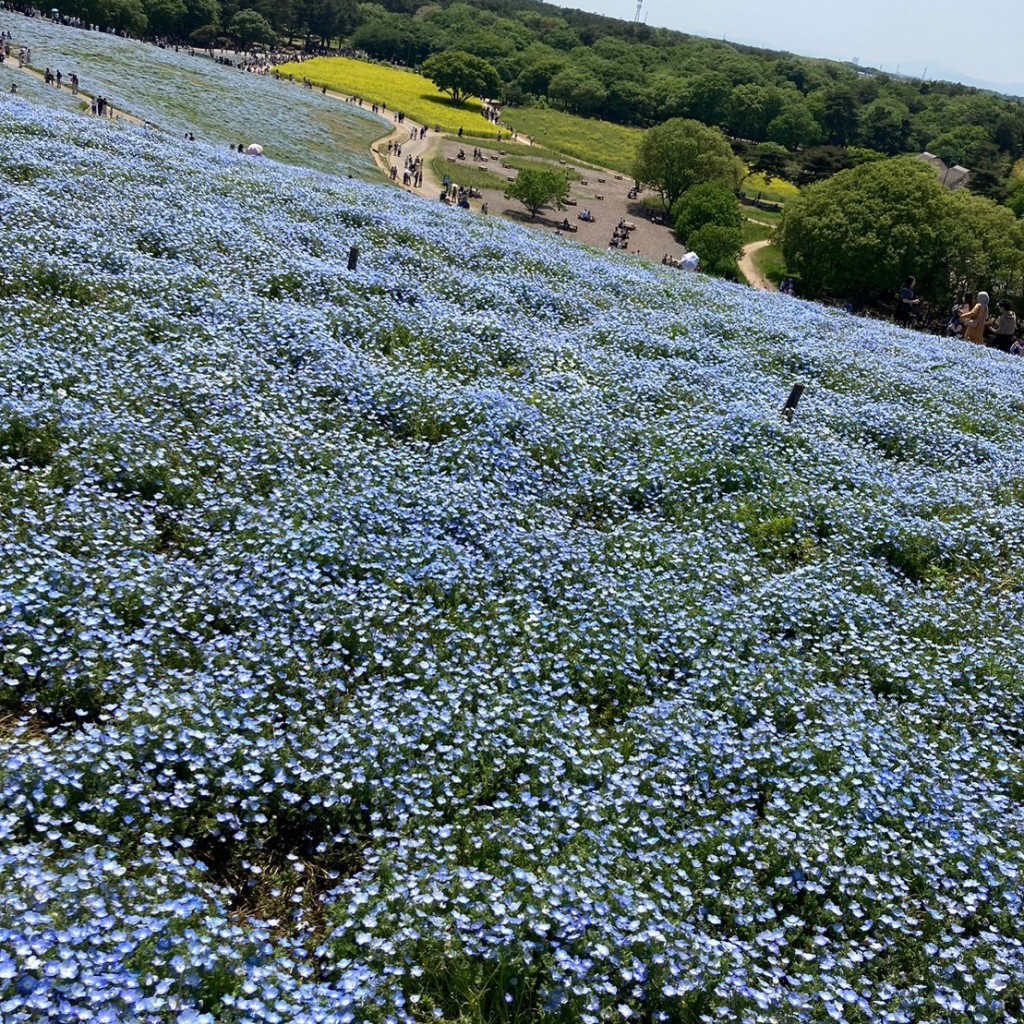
[
  {"xmin": 501, "ymin": 208, "xmax": 580, "ymax": 231},
  {"xmin": 626, "ymin": 199, "xmax": 669, "ymax": 227}
]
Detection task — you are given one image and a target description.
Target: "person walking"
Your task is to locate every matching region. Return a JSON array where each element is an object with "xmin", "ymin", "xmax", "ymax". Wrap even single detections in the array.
[
  {"xmin": 896, "ymin": 276, "xmax": 920, "ymax": 326},
  {"xmin": 961, "ymin": 291, "xmax": 990, "ymax": 345}
]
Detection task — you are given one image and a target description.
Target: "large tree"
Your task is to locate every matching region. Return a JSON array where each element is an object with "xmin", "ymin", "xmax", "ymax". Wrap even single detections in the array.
[
  {"xmin": 548, "ymin": 65, "xmax": 606, "ymax": 116},
  {"xmin": 672, "ymin": 180, "xmax": 742, "ymax": 245},
  {"xmin": 780, "ymin": 155, "xmax": 1024, "ymax": 303},
  {"xmin": 228, "ymin": 8, "xmax": 275, "ymax": 47},
  {"xmin": 505, "ymin": 166, "xmax": 570, "ymax": 219},
  {"xmin": 780, "ymin": 158, "xmax": 951, "ymax": 301},
  {"xmin": 421, "ymin": 50, "xmax": 501, "ymax": 106},
  {"xmin": 632, "ymin": 118, "xmax": 738, "ymax": 213}
]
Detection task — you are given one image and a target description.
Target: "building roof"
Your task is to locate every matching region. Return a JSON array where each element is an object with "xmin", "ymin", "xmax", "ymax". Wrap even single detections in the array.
[{"xmin": 918, "ymin": 152, "xmax": 971, "ymax": 190}]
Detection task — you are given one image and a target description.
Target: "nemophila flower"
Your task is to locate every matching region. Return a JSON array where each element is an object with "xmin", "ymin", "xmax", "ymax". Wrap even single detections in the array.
[{"xmin": 2, "ymin": 84, "xmax": 1024, "ymax": 1024}]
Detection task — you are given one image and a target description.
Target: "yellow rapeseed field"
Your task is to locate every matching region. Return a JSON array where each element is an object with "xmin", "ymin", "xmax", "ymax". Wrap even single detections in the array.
[{"xmin": 273, "ymin": 57, "xmax": 494, "ymax": 136}]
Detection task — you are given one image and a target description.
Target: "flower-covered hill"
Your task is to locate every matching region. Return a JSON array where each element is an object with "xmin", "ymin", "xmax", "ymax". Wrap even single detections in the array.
[
  {"xmin": 0, "ymin": 12, "xmax": 385, "ymax": 179},
  {"xmin": 2, "ymin": 98, "xmax": 1024, "ymax": 1024}
]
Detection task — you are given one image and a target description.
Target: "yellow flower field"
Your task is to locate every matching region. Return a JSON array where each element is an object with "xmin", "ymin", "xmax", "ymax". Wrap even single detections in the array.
[{"xmin": 273, "ymin": 57, "xmax": 494, "ymax": 136}]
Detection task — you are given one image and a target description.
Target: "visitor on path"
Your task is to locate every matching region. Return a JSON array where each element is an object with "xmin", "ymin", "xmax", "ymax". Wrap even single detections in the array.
[{"xmin": 961, "ymin": 291, "xmax": 990, "ymax": 345}]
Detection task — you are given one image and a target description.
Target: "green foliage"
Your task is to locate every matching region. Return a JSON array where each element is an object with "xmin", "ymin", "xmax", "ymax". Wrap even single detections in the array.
[
  {"xmin": 505, "ymin": 166, "xmax": 570, "ymax": 218},
  {"xmin": 228, "ymin": 8, "xmax": 275, "ymax": 47},
  {"xmin": 350, "ymin": 16, "xmax": 430, "ymax": 63},
  {"xmin": 421, "ymin": 49, "xmax": 502, "ymax": 106},
  {"xmin": 750, "ymin": 142, "xmax": 788, "ymax": 182},
  {"xmin": 672, "ymin": 181, "xmax": 741, "ymax": 245},
  {"xmin": 1008, "ymin": 178, "xmax": 1024, "ymax": 218},
  {"xmin": 548, "ymin": 65, "xmax": 606, "ymax": 116},
  {"xmin": 858, "ymin": 99, "xmax": 910, "ymax": 155},
  {"xmin": 780, "ymin": 156, "xmax": 1024, "ymax": 304},
  {"xmin": 688, "ymin": 223, "xmax": 744, "ymax": 277},
  {"xmin": 633, "ymin": 118, "xmax": 738, "ymax": 213}
]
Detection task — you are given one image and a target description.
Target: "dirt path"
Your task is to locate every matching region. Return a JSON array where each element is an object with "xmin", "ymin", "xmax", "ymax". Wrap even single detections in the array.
[
  {"xmin": 365, "ymin": 114, "xmax": 445, "ymax": 197},
  {"xmin": 739, "ymin": 238, "xmax": 775, "ymax": 291}
]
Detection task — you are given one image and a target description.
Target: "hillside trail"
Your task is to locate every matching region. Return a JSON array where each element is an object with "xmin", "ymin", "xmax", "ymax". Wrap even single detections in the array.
[
  {"xmin": 12, "ymin": 62, "xmax": 148, "ymax": 127},
  {"xmin": 739, "ymin": 238, "xmax": 775, "ymax": 291}
]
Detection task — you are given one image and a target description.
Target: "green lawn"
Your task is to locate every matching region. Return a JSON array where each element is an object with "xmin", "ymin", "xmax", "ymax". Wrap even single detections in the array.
[
  {"xmin": 496, "ymin": 107, "xmax": 643, "ymax": 177},
  {"xmin": 429, "ymin": 152, "xmax": 507, "ymax": 191},
  {"xmin": 752, "ymin": 242, "xmax": 788, "ymax": 285},
  {"xmin": 742, "ymin": 220, "xmax": 775, "ymax": 244}
]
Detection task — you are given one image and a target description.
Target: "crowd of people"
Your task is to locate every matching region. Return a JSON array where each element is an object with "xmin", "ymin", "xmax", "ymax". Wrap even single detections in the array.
[
  {"xmin": 947, "ymin": 291, "xmax": 1020, "ymax": 351},
  {"xmin": 898, "ymin": 277, "xmax": 1020, "ymax": 350}
]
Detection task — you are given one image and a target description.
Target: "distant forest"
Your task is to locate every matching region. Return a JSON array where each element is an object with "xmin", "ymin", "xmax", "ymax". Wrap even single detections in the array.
[{"xmin": 47, "ymin": 0, "xmax": 1024, "ymax": 201}]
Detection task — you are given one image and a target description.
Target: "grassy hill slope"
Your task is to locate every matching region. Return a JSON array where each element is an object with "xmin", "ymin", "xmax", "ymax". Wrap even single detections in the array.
[{"xmin": 2, "ymin": 97, "xmax": 1024, "ymax": 1023}]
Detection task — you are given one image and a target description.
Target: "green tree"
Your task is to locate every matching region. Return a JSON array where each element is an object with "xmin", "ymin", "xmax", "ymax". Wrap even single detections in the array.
[
  {"xmin": 1008, "ymin": 178, "xmax": 1024, "ymax": 218},
  {"xmin": 688, "ymin": 223, "xmax": 744, "ymax": 276},
  {"xmin": 350, "ymin": 18, "xmax": 428, "ymax": 63},
  {"xmin": 517, "ymin": 55, "xmax": 567, "ymax": 97},
  {"xmin": 779, "ymin": 157, "xmax": 956, "ymax": 302},
  {"xmin": 106, "ymin": 0, "xmax": 148, "ymax": 34},
  {"xmin": 750, "ymin": 142, "xmax": 789, "ymax": 182},
  {"xmin": 229, "ymin": 8, "xmax": 274, "ymax": 47},
  {"xmin": 725, "ymin": 83, "xmax": 783, "ymax": 142},
  {"xmin": 766, "ymin": 98, "xmax": 822, "ymax": 149},
  {"xmin": 295, "ymin": 0, "xmax": 356, "ymax": 46},
  {"xmin": 820, "ymin": 85, "xmax": 859, "ymax": 146},
  {"xmin": 183, "ymin": 0, "xmax": 219, "ymax": 35},
  {"xmin": 505, "ymin": 166, "xmax": 570, "ymax": 219},
  {"xmin": 858, "ymin": 100, "xmax": 909, "ymax": 155},
  {"xmin": 189, "ymin": 22, "xmax": 217, "ymax": 46},
  {"xmin": 421, "ymin": 50, "xmax": 501, "ymax": 106},
  {"xmin": 146, "ymin": 0, "xmax": 187, "ymax": 36},
  {"xmin": 672, "ymin": 181, "xmax": 742, "ymax": 245},
  {"xmin": 548, "ymin": 65, "xmax": 606, "ymax": 115},
  {"xmin": 927, "ymin": 126, "xmax": 991, "ymax": 169},
  {"xmin": 793, "ymin": 145, "xmax": 853, "ymax": 186},
  {"xmin": 632, "ymin": 117, "xmax": 738, "ymax": 213}
]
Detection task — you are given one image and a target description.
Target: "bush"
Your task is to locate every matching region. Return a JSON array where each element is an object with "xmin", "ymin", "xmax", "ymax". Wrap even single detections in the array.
[
  {"xmin": 672, "ymin": 181, "xmax": 742, "ymax": 245},
  {"xmin": 687, "ymin": 222, "xmax": 744, "ymax": 276}
]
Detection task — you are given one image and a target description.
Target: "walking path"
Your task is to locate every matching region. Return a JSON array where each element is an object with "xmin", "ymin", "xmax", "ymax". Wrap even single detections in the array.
[
  {"xmin": 739, "ymin": 238, "xmax": 775, "ymax": 291},
  {"xmin": 12, "ymin": 61, "xmax": 147, "ymax": 126}
]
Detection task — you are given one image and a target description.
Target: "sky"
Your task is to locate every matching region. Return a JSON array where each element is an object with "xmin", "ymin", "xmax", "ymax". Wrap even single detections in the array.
[{"xmin": 565, "ymin": 0, "xmax": 1024, "ymax": 95}]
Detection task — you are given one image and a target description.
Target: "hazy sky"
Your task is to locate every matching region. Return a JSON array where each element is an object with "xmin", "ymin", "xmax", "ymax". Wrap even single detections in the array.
[{"xmin": 566, "ymin": 0, "xmax": 1024, "ymax": 93}]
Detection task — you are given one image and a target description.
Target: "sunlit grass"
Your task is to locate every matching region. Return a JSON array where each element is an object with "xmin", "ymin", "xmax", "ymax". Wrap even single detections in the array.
[
  {"xmin": 497, "ymin": 106, "xmax": 643, "ymax": 176},
  {"xmin": 429, "ymin": 152, "xmax": 506, "ymax": 191},
  {"xmin": 275, "ymin": 57, "xmax": 493, "ymax": 135},
  {"xmin": 752, "ymin": 241, "xmax": 788, "ymax": 284},
  {"xmin": 742, "ymin": 220, "xmax": 774, "ymax": 244}
]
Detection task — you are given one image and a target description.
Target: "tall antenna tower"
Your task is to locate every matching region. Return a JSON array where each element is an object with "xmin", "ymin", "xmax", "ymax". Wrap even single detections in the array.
[{"xmin": 634, "ymin": 0, "xmax": 643, "ymax": 23}]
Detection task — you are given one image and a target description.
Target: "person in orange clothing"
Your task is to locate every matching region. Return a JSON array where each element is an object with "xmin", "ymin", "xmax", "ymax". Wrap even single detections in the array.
[{"xmin": 961, "ymin": 291, "xmax": 990, "ymax": 344}]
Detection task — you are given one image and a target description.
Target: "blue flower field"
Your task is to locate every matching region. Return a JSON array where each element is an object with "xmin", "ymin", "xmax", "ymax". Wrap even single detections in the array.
[
  {"xmin": 0, "ymin": 12, "xmax": 385, "ymax": 179},
  {"xmin": 2, "ymin": 96, "xmax": 1024, "ymax": 1024}
]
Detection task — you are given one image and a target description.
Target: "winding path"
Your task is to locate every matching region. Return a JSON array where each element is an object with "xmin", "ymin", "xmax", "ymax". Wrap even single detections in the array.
[{"xmin": 739, "ymin": 238, "xmax": 775, "ymax": 291}]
